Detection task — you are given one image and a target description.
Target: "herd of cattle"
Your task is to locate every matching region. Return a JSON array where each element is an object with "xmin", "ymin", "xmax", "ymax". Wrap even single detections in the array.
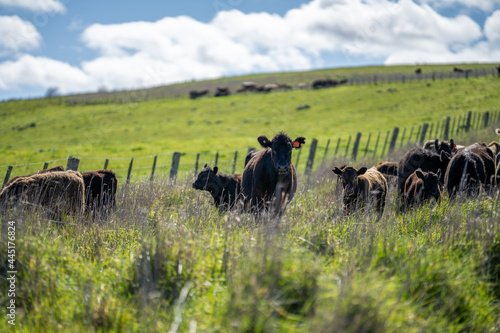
[
  {"xmin": 193, "ymin": 129, "xmax": 500, "ymax": 217},
  {"xmin": 1, "ymin": 129, "xmax": 500, "ymax": 219}
]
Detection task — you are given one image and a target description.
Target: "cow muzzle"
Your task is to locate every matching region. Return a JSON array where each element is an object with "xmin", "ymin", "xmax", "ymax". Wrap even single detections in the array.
[{"xmin": 277, "ymin": 166, "xmax": 289, "ymax": 175}]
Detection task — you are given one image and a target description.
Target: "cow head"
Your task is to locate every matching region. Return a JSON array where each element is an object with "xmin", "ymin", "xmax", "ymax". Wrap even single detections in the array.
[
  {"xmin": 192, "ymin": 164, "xmax": 220, "ymax": 192},
  {"xmin": 435, "ymin": 139, "xmax": 456, "ymax": 156},
  {"xmin": 258, "ymin": 132, "xmax": 305, "ymax": 175},
  {"xmin": 415, "ymin": 169, "xmax": 441, "ymax": 200},
  {"xmin": 332, "ymin": 166, "xmax": 367, "ymax": 198}
]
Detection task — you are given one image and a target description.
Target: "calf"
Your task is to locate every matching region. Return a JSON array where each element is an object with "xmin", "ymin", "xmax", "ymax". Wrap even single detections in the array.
[
  {"xmin": 80, "ymin": 170, "xmax": 118, "ymax": 212},
  {"xmin": 0, "ymin": 170, "xmax": 85, "ymax": 218},
  {"xmin": 423, "ymin": 138, "xmax": 457, "ymax": 155},
  {"xmin": 398, "ymin": 148, "xmax": 451, "ymax": 194},
  {"xmin": 242, "ymin": 132, "xmax": 305, "ymax": 215},
  {"xmin": 376, "ymin": 161, "xmax": 398, "ymax": 177},
  {"xmin": 192, "ymin": 164, "xmax": 242, "ymax": 211},
  {"xmin": 403, "ymin": 169, "xmax": 441, "ymax": 208},
  {"xmin": 332, "ymin": 166, "xmax": 388, "ymax": 216},
  {"xmin": 444, "ymin": 149, "xmax": 486, "ymax": 197}
]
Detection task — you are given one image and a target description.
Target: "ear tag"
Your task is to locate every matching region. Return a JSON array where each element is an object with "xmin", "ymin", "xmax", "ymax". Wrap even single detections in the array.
[
  {"xmin": 293, "ymin": 141, "xmax": 301, "ymax": 148},
  {"xmin": 453, "ymin": 144, "xmax": 456, "ymax": 148}
]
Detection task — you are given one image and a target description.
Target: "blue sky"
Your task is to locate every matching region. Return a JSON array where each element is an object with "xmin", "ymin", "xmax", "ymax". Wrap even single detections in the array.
[{"xmin": 0, "ymin": 0, "xmax": 499, "ymax": 100}]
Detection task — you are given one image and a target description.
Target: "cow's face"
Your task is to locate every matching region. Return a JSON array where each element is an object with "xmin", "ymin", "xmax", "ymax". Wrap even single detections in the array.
[
  {"xmin": 416, "ymin": 170, "xmax": 441, "ymax": 199},
  {"xmin": 258, "ymin": 133, "xmax": 305, "ymax": 175},
  {"xmin": 332, "ymin": 166, "xmax": 367, "ymax": 197},
  {"xmin": 192, "ymin": 164, "xmax": 219, "ymax": 190}
]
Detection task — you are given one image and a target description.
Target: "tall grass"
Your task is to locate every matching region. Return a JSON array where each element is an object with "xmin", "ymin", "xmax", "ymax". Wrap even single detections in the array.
[{"xmin": 1, "ymin": 125, "xmax": 500, "ymax": 332}]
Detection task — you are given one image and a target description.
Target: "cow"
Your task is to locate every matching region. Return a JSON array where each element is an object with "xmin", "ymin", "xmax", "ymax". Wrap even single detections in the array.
[
  {"xmin": 376, "ymin": 161, "xmax": 398, "ymax": 178},
  {"xmin": 242, "ymin": 132, "xmax": 305, "ymax": 216},
  {"xmin": 80, "ymin": 170, "xmax": 118, "ymax": 212},
  {"xmin": 398, "ymin": 148, "xmax": 451, "ymax": 195},
  {"xmin": 332, "ymin": 166, "xmax": 387, "ymax": 216},
  {"xmin": 189, "ymin": 89, "xmax": 208, "ymax": 99},
  {"xmin": 403, "ymin": 169, "xmax": 441, "ymax": 209},
  {"xmin": 415, "ymin": 68, "xmax": 422, "ymax": 74},
  {"xmin": 453, "ymin": 143, "xmax": 496, "ymax": 187},
  {"xmin": 312, "ymin": 79, "xmax": 338, "ymax": 89},
  {"xmin": 4, "ymin": 165, "xmax": 65, "ymax": 187},
  {"xmin": 214, "ymin": 87, "xmax": 230, "ymax": 97},
  {"xmin": 192, "ymin": 164, "xmax": 242, "ymax": 211},
  {"xmin": 0, "ymin": 170, "xmax": 85, "ymax": 218},
  {"xmin": 423, "ymin": 138, "xmax": 458, "ymax": 155},
  {"xmin": 444, "ymin": 149, "xmax": 486, "ymax": 197},
  {"xmin": 453, "ymin": 67, "xmax": 464, "ymax": 73}
]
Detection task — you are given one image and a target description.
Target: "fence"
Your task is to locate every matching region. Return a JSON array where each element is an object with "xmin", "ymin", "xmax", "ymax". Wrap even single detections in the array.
[{"xmin": 2, "ymin": 109, "xmax": 499, "ymax": 189}]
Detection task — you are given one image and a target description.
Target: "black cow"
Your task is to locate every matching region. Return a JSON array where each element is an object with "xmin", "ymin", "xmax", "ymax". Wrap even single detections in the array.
[
  {"xmin": 398, "ymin": 148, "xmax": 451, "ymax": 194},
  {"xmin": 454, "ymin": 143, "xmax": 497, "ymax": 186},
  {"xmin": 189, "ymin": 89, "xmax": 208, "ymax": 99},
  {"xmin": 423, "ymin": 138, "xmax": 457, "ymax": 155},
  {"xmin": 444, "ymin": 149, "xmax": 486, "ymax": 197},
  {"xmin": 415, "ymin": 68, "xmax": 422, "ymax": 74},
  {"xmin": 242, "ymin": 132, "xmax": 305, "ymax": 216},
  {"xmin": 192, "ymin": 164, "xmax": 242, "ymax": 211},
  {"xmin": 80, "ymin": 170, "xmax": 118, "ymax": 212},
  {"xmin": 214, "ymin": 87, "xmax": 230, "ymax": 97}
]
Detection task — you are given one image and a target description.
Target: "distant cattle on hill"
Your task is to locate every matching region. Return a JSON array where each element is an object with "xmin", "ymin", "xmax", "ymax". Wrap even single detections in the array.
[
  {"xmin": 332, "ymin": 166, "xmax": 387, "ymax": 216},
  {"xmin": 189, "ymin": 89, "xmax": 209, "ymax": 99},
  {"xmin": 312, "ymin": 78, "xmax": 347, "ymax": 89},
  {"xmin": 192, "ymin": 164, "xmax": 242, "ymax": 211},
  {"xmin": 453, "ymin": 67, "xmax": 464, "ymax": 73},
  {"xmin": 415, "ymin": 68, "xmax": 422, "ymax": 74},
  {"xmin": 242, "ymin": 132, "xmax": 305, "ymax": 216},
  {"xmin": 214, "ymin": 87, "xmax": 231, "ymax": 97},
  {"xmin": 0, "ymin": 170, "xmax": 85, "ymax": 218}
]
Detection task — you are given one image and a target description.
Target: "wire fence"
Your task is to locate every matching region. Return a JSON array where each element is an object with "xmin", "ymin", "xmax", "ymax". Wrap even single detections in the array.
[{"xmin": 1, "ymin": 109, "xmax": 499, "ymax": 189}]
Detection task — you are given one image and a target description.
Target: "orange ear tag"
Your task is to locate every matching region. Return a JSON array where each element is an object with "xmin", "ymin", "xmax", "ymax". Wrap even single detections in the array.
[{"xmin": 293, "ymin": 141, "xmax": 300, "ymax": 148}]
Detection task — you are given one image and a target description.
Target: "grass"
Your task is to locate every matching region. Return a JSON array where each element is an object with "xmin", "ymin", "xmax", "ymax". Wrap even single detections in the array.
[
  {"xmin": 1, "ymin": 71, "xmax": 500, "ymax": 181},
  {"xmin": 1, "ymin": 122, "xmax": 500, "ymax": 332}
]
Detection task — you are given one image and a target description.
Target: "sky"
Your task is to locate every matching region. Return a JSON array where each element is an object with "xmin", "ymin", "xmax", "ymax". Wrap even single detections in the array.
[{"xmin": 0, "ymin": 0, "xmax": 499, "ymax": 100}]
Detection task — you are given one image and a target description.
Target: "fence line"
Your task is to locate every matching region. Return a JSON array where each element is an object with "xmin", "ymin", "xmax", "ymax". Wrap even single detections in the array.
[{"xmin": 1, "ymin": 109, "xmax": 499, "ymax": 187}]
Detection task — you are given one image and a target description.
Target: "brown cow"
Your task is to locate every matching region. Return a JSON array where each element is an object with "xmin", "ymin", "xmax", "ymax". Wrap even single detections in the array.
[
  {"xmin": 332, "ymin": 166, "xmax": 387, "ymax": 216},
  {"xmin": 376, "ymin": 161, "xmax": 398, "ymax": 178},
  {"xmin": 403, "ymin": 169, "xmax": 441, "ymax": 209},
  {"xmin": 242, "ymin": 132, "xmax": 305, "ymax": 216},
  {"xmin": 0, "ymin": 170, "xmax": 85, "ymax": 217},
  {"xmin": 214, "ymin": 87, "xmax": 230, "ymax": 97},
  {"xmin": 415, "ymin": 68, "xmax": 422, "ymax": 74},
  {"xmin": 192, "ymin": 164, "xmax": 242, "ymax": 211},
  {"xmin": 80, "ymin": 170, "xmax": 118, "ymax": 212},
  {"xmin": 5, "ymin": 165, "xmax": 65, "ymax": 187}
]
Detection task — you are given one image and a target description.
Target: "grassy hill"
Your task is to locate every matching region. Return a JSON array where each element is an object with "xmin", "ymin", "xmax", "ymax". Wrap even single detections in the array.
[{"xmin": 1, "ymin": 63, "xmax": 499, "ymax": 181}]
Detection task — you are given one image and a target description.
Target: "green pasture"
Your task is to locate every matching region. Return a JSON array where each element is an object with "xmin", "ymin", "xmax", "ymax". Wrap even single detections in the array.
[{"xmin": 1, "ymin": 68, "xmax": 500, "ymax": 181}]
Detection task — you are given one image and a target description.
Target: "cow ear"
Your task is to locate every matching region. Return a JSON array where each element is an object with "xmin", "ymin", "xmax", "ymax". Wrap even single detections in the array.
[
  {"xmin": 204, "ymin": 164, "xmax": 208, "ymax": 168},
  {"xmin": 213, "ymin": 166, "xmax": 218, "ymax": 175},
  {"xmin": 415, "ymin": 170, "xmax": 425, "ymax": 179},
  {"xmin": 292, "ymin": 136, "xmax": 306, "ymax": 149},
  {"xmin": 436, "ymin": 169, "xmax": 442, "ymax": 179},
  {"xmin": 434, "ymin": 139, "xmax": 440, "ymax": 150},
  {"xmin": 450, "ymin": 138, "xmax": 456, "ymax": 149},
  {"xmin": 357, "ymin": 167, "xmax": 368, "ymax": 175},
  {"xmin": 440, "ymin": 151, "xmax": 450, "ymax": 163},
  {"xmin": 258, "ymin": 135, "xmax": 272, "ymax": 148},
  {"xmin": 332, "ymin": 167, "xmax": 342, "ymax": 176}
]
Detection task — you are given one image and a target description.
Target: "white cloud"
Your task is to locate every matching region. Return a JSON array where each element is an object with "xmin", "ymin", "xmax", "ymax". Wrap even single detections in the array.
[
  {"xmin": 0, "ymin": 0, "xmax": 499, "ymax": 98},
  {"xmin": 0, "ymin": 54, "xmax": 91, "ymax": 92},
  {"xmin": 0, "ymin": 15, "xmax": 41, "ymax": 54},
  {"xmin": 0, "ymin": 0, "xmax": 66, "ymax": 13}
]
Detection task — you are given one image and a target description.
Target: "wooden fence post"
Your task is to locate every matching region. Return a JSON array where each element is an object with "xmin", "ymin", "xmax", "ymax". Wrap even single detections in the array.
[
  {"xmin": 321, "ymin": 138, "xmax": 331, "ymax": 166},
  {"xmin": 364, "ymin": 132, "xmax": 372, "ymax": 157},
  {"xmin": 415, "ymin": 125, "xmax": 422, "ymax": 145},
  {"xmin": 214, "ymin": 151, "xmax": 219, "ymax": 167},
  {"xmin": 2, "ymin": 166, "xmax": 13, "ymax": 189},
  {"xmin": 150, "ymin": 155, "xmax": 157, "ymax": 182},
  {"xmin": 407, "ymin": 126, "xmax": 414, "ymax": 145},
  {"xmin": 399, "ymin": 127, "xmax": 406, "ymax": 148},
  {"xmin": 419, "ymin": 123, "xmax": 429, "ymax": 146},
  {"xmin": 456, "ymin": 115, "xmax": 462, "ymax": 134},
  {"xmin": 42, "ymin": 162, "xmax": 49, "ymax": 170},
  {"xmin": 334, "ymin": 138, "xmax": 341, "ymax": 157},
  {"xmin": 232, "ymin": 150, "xmax": 238, "ymax": 174},
  {"xmin": 170, "ymin": 152, "xmax": 181, "ymax": 181},
  {"xmin": 388, "ymin": 127, "xmax": 399, "ymax": 155},
  {"xmin": 194, "ymin": 153, "xmax": 200, "ymax": 175},
  {"xmin": 351, "ymin": 132, "xmax": 362, "ymax": 161},
  {"xmin": 450, "ymin": 117, "xmax": 456, "ymax": 138},
  {"xmin": 443, "ymin": 117, "xmax": 451, "ymax": 141},
  {"xmin": 428, "ymin": 123, "xmax": 434, "ymax": 140},
  {"xmin": 381, "ymin": 130, "xmax": 390, "ymax": 157},
  {"xmin": 466, "ymin": 111, "xmax": 472, "ymax": 132},
  {"xmin": 126, "ymin": 158, "xmax": 134, "ymax": 185},
  {"xmin": 372, "ymin": 132, "xmax": 381, "ymax": 158},
  {"xmin": 484, "ymin": 111, "xmax": 489, "ymax": 128},
  {"xmin": 344, "ymin": 135, "xmax": 352, "ymax": 159},
  {"xmin": 66, "ymin": 156, "xmax": 80, "ymax": 171},
  {"xmin": 305, "ymin": 138, "xmax": 318, "ymax": 176}
]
